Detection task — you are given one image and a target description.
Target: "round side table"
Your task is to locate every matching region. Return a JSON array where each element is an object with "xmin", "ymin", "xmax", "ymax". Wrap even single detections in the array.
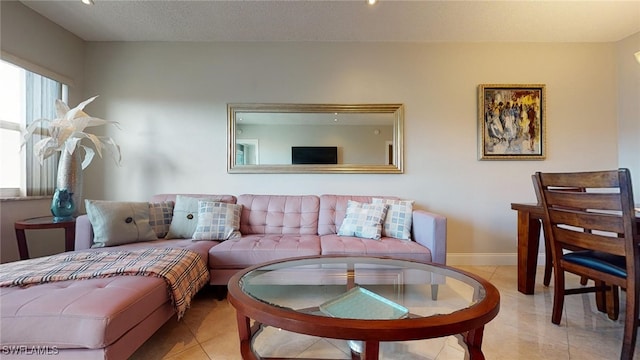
[{"xmin": 14, "ymin": 216, "xmax": 76, "ymax": 260}]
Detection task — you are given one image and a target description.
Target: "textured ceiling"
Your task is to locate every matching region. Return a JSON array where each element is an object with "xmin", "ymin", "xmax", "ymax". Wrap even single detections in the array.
[{"xmin": 20, "ymin": 0, "xmax": 640, "ymax": 43}]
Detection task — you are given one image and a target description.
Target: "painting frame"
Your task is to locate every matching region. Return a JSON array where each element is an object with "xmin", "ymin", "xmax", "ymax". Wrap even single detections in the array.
[{"xmin": 478, "ymin": 84, "xmax": 546, "ymax": 160}]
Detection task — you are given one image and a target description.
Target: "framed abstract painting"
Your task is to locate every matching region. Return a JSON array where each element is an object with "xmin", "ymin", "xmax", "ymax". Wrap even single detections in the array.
[{"xmin": 478, "ymin": 84, "xmax": 546, "ymax": 160}]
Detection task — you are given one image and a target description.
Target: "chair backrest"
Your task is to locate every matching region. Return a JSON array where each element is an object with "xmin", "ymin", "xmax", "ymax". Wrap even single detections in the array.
[
  {"xmin": 534, "ymin": 169, "xmax": 638, "ymax": 273},
  {"xmin": 531, "ymin": 174, "xmax": 585, "ymax": 206}
]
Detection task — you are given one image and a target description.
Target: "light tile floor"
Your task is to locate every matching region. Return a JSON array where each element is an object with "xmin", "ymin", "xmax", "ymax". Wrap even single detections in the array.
[{"xmin": 130, "ymin": 266, "xmax": 640, "ymax": 359}]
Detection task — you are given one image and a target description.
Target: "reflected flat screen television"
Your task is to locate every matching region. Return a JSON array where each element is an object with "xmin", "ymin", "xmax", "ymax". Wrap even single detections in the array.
[{"xmin": 291, "ymin": 146, "xmax": 338, "ymax": 165}]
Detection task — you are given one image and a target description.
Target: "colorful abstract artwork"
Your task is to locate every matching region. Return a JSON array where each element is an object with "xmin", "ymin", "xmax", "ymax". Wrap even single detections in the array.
[{"xmin": 478, "ymin": 84, "xmax": 546, "ymax": 160}]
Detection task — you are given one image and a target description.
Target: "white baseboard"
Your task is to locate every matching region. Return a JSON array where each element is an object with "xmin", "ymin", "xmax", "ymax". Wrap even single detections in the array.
[{"xmin": 446, "ymin": 253, "xmax": 546, "ymax": 266}]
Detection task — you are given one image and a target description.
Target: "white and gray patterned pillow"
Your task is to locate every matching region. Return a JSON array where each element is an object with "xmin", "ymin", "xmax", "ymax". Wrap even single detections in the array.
[
  {"xmin": 148, "ymin": 201, "xmax": 174, "ymax": 238},
  {"xmin": 372, "ymin": 198, "xmax": 414, "ymax": 240},
  {"xmin": 192, "ymin": 201, "xmax": 243, "ymax": 240},
  {"xmin": 337, "ymin": 200, "xmax": 388, "ymax": 240}
]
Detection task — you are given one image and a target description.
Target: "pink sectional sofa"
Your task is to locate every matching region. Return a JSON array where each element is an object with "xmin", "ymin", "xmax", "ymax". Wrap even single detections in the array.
[{"xmin": 0, "ymin": 194, "xmax": 446, "ymax": 359}]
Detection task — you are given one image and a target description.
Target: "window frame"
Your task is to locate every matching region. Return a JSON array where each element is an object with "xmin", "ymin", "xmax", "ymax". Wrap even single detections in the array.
[{"xmin": 0, "ymin": 54, "xmax": 71, "ymax": 198}]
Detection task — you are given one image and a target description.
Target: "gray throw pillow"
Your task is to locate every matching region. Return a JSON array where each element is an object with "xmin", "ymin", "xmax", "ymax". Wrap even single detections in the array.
[
  {"xmin": 85, "ymin": 200, "xmax": 158, "ymax": 248},
  {"xmin": 165, "ymin": 195, "xmax": 227, "ymax": 239}
]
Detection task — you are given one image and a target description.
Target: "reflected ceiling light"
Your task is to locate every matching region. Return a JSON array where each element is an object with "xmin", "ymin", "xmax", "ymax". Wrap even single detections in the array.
[
  {"xmin": 635, "ymin": 51, "xmax": 640, "ymax": 64},
  {"xmin": 81, "ymin": 0, "xmax": 94, "ymax": 5},
  {"xmin": 366, "ymin": 0, "xmax": 377, "ymax": 5}
]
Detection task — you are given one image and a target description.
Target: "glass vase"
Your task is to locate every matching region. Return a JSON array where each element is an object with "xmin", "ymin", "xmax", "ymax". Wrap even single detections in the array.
[
  {"xmin": 52, "ymin": 149, "xmax": 83, "ymax": 221},
  {"xmin": 51, "ymin": 188, "xmax": 75, "ymax": 222}
]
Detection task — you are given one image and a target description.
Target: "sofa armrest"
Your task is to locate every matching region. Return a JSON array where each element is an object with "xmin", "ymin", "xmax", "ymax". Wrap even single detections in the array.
[
  {"xmin": 75, "ymin": 214, "xmax": 94, "ymax": 250},
  {"xmin": 412, "ymin": 210, "xmax": 447, "ymax": 265}
]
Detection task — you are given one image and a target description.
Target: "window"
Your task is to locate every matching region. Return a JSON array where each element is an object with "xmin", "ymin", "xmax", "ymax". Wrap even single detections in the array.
[
  {"xmin": 0, "ymin": 59, "xmax": 68, "ymax": 197},
  {"xmin": 0, "ymin": 61, "xmax": 24, "ymax": 197}
]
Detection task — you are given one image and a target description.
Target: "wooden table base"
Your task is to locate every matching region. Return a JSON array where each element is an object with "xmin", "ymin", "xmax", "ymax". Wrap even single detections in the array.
[{"xmin": 14, "ymin": 216, "xmax": 75, "ymax": 260}]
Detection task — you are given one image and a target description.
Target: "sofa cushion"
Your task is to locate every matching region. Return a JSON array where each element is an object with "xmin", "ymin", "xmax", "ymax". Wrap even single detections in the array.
[
  {"xmin": 320, "ymin": 234, "xmax": 432, "ymax": 263},
  {"xmin": 0, "ymin": 276, "xmax": 168, "ymax": 349},
  {"xmin": 372, "ymin": 198, "xmax": 414, "ymax": 240},
  {"xmin": 193, "ymin": 201, "xmax": 243, "ymax": 240},
  {"xmin": 166, "ymin": 195, "xmax": 232, "ymax": 239},
  {"xmin": 337, "ymin": 200, "xmax": 388, "ymax": 240},
  {"xmin": 209, "ymin": 234, "xmax": 321, "ymax": 269},
  {"xmin": 85, "ymin": 200, "xmax": 158, "ymax": 248},
  {"xmin": 237, "ymin": 194, "xmax": 320, "ymax": 235},
  {"xmin": 318, "ymin": 195, "xmax": 398, "ymax": 236}
]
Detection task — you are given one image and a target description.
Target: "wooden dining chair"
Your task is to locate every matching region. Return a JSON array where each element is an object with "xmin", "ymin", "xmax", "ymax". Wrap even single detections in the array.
[
  {"xmin": 535, "ymin": 169, "xmax": 639, "ymax": 360},
  {"xmin": 531, "ymin": 174, "xmax": 589, "ymax": 288}
]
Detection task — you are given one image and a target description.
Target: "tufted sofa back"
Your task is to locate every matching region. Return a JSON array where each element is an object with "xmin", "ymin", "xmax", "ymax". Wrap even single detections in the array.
[
  {"xmin": 237, "ymin": 194, "xmax": 320, "ymax": 235},
  {"xmin": 318, "ymin": 194, "xmax": 399, "ymax": 236},
  {"xmin": 150, "ymin": 194, "xmax": 237, "ymax": 204}
]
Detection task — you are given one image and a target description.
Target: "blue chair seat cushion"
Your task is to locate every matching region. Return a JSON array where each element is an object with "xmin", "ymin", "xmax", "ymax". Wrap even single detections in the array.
[{"xmin": 563, "ymin": 250, "xmax": 626, "ymax": 278}]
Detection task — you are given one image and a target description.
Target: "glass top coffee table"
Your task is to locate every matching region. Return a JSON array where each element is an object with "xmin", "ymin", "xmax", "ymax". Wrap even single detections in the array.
[{"xmin": 227, "ymin": 256, "xmax": 500, "ymax": 360}]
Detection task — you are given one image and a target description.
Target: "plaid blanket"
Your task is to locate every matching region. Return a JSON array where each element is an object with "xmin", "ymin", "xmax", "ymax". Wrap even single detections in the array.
[{"xmin": 0, "ymin": 248, "xmax": 209, "ymax": 319}]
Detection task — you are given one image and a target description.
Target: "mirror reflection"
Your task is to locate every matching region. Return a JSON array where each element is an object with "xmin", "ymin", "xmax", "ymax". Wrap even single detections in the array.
[{"xmin": 228, "ymin": 104, "xmax": 404, "ymax": 174}]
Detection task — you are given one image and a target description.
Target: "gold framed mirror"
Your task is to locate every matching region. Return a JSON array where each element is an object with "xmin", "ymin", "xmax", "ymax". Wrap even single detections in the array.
[{"xmin": 227, "ymin": 103, "xmax": 404, "ymax": 174}]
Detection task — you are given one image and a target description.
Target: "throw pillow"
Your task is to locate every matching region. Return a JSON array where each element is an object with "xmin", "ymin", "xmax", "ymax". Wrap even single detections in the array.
[
  {"xmin": 372, "ymin": 198, "xmax": 414, "ymax": 240},
  {"xmin": 337, "ymin": 200, "xmax": 388, "ymax": 240},
  {"xmin": 166, "ymin": 195, "xmax": 225, "ymax": 239},
  {"xmin": 148, "ymin": 201, "xmax": 174, "ymax": 238},
  {"xmin": 192, "ymin": 201, "xmax": 243, "ymax": 240},
  {"xmin": 85, "ymin": 200, "xmax": 158, "ymax": 248}
]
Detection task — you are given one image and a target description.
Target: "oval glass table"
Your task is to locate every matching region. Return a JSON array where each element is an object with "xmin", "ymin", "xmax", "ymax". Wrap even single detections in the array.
[{"xmin": 227, "ymin": 256, "xmax": 500, "ymax": 360}]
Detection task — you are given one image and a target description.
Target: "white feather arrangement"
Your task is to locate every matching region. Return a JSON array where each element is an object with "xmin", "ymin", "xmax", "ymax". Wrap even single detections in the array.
[{"xmin": 21, "ymin": 95, "xmax": 121, "ymax": 169}]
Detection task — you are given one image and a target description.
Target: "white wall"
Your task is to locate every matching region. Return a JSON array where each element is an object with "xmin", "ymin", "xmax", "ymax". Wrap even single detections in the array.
[
  {"xmin": 1, "ymin": 2, "xmax": 637, "ymax": 265},
  {"xmin": 81, "ymin": 41, "xmax": 622, "ymax": 263},
  {"xmin": 616, "ymin": 32, "xmax": 640, "ymax": 201},
  {"xmin": 0, "ymin": 1, "xmax": 85, "ymax": 105}
]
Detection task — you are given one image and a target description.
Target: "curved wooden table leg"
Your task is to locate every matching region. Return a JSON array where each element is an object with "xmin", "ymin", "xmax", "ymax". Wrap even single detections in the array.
[
  {"xmin": 236, "ymin": 311, "xmax": 259, "ymax": 360},
  {"xmin": 464, "ymin": 326, "xmax": 486, "ymax": 360},
  {"xmin": 15, "ymin": 228, "xmax": 29, "ymax": 260},
  {"xmin": 363, "ymin": 340, "xmax": 380, "ymax": 360}
]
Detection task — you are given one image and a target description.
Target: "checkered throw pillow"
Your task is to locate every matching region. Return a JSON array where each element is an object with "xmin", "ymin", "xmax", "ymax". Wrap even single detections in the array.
[
  {"xmin": 148, "ymin": 201, "xmax": 174, "ymax": 238},
  {"xmin": 192, "ymin": 201, "xmax": 243, "ymax": 240},
  {"xmin": 337, "ymin": 200, "xmax": 388, "ymax": 240},
  {"xmin": 372, "ymin": 198, "xmax": 414, "ymax": 240}
]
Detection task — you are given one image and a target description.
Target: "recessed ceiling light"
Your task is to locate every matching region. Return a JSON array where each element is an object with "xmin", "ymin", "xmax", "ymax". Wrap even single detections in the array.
[
  {"xmin": 81, "ymin": 0, "xmax": 95, "ymax": 5},
  {"xmin": 366, "ymin": 0, "xmax": 377, "ymax": 5}
]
